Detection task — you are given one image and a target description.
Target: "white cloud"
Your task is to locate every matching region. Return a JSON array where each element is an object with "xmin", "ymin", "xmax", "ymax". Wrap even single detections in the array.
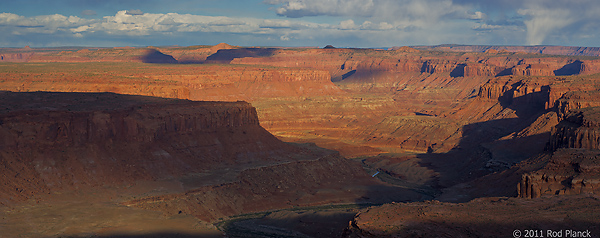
[
  {"xmin": 264, "ymin": 0, "xmax": 494, "ymax": 38},
  {"xmin": 339, "ymin": 19, "xmax": 356, "ymax": 30},
  {"xmin": 0, "ymin": 13, "xmax": 23, "ymax": 24},
  {"xmin": 265, "ymin": 0, "xmax": 600, "ymax": 46},
  {"xmin": 514, "ymin": 0, "xmax": 600, "ymax": 45},
  {"xmin": 71, "ymin": 25, "xmax": 91, "ymax": 33},
  {"xmin": 0, "ymin": 10, "xmax": 334, "ymax": 40},
  {"xmin": 2, "ymin": 0, "xmax": 599, "ymax": 48},
  {"xmin": 0, "ymin": 13, "xmax": 94, "ymax": 35},
  {"xmin": 0, "ymin": 9, "xmax": 510, "ymax": 47}
]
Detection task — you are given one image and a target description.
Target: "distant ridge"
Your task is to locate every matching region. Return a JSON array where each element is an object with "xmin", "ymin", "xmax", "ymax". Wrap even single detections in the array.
[{"xmin": 405, "ymin": 45, "xmax": 600, "ymax": 57}]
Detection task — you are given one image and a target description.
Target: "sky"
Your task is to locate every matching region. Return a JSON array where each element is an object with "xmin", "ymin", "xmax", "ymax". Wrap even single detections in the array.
[{"xmin": 1, "ymin": 0, "xmax": 599, "ymax": 48}]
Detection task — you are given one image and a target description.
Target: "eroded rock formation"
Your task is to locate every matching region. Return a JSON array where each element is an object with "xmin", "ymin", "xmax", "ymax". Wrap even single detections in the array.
[
  {"xmin": 518, "ymin": 149, "xmax": 600, "ymax": 199},
  {"xmin": 547, "ymin": 107, "xmax": 600, "ymax": 151},
  {"xmin": 556, "ymin": 91, "xmax": 600, "ymax": 119},
  {"xmin": 512, "ymin": 107, "xmax": 600, "ymax": 199}
]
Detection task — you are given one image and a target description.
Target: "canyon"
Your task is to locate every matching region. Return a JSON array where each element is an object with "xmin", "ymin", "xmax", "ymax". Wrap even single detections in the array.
[{"xmin": 1, "ymin": 44, "xmax": 599, "ymax": 237}]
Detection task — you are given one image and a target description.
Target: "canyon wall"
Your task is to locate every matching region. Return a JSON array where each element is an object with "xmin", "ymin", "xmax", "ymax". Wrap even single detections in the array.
[
  {"xmin": 466, "ymin": 69, "xmax": 600, "ymax": 124},
  {"xmin": 0, "ymin": 91, "xmax": 300, "ymax": 204},
  {"xmin": 439, "ymin": 104, "xmax": 600, "ymax": 201},
  {"xmin": 517, "ymin": 149, "xmax": 600, "ymax": 199},
  {"xmin": 516, "ymin": 107, "xmax": 600, "ymax": 199},
  {"xmin": 231, "ymin": 48, "xmax": 600, "ymax": 79},
  {"xmin": 227, "ymin": 47, "xmax": 600, "ymax": 156},
  {"xmin": 556, "ymin": 91, "xmax": 600, "ymax": 119},
  {"xmin": 547, "ymin": 107, "xmax": 600, "ymax": 151}
]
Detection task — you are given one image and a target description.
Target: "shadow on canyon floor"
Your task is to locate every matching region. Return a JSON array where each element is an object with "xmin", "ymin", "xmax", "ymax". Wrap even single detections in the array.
[
  {"xmin": 414, "ymin": 114, "xmax": 551, "ymax": 196},
  {"xmin": 498, "ymin": 84, "xmax": 550, "ymax": 119},
  {"xmin": 554, "ymin": 60, "xmax": 583, "ymax": 76},
  {"xmin": 411, "ymin": 81, "xmax": 554, "ymax": 191},
  {"xmin": 343, "ymin": 220, "xmax": 600, "ymax": 238}
]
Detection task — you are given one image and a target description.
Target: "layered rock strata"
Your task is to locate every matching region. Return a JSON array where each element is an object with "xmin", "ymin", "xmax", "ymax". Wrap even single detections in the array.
[
  {"xmin": 0, "ymin": 91, "xmax": 300, "ymax": 204},
  {"xmin": 515, "ymin": 107, "xmax": 600, "ymax": 199},
  {"xmin": 518, "ymin": 149, "xmax": 600, "ymax": 199},
  {"xmin": 547, "ymin": 107, "xmax": 600, "ymax": 151}
]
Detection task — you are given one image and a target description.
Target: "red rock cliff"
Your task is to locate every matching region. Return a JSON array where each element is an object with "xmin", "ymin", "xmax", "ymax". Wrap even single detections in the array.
[
  {"xmin": 518, "ymin": 149, "xmax": 600, "ymax": 199},
  {"xmin": 0, "ymin": 91, "xmax": 299, "ymax": 204},
  {"xmin": 547, "ymin": 107, "xmax": 600, "ymax": 151},
  {"xmin": 516, "ymin": 107, "xmax": 600, "ymax": 199},
  {"xmin": 555, "ymin": 91, "xmax": 600, "ymax": 120}
]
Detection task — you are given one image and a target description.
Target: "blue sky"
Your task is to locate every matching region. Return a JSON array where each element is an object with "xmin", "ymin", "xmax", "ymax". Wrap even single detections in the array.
[{"xmin": 1, "ymin": 0, "xmax": 599, "ymax": 48}]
